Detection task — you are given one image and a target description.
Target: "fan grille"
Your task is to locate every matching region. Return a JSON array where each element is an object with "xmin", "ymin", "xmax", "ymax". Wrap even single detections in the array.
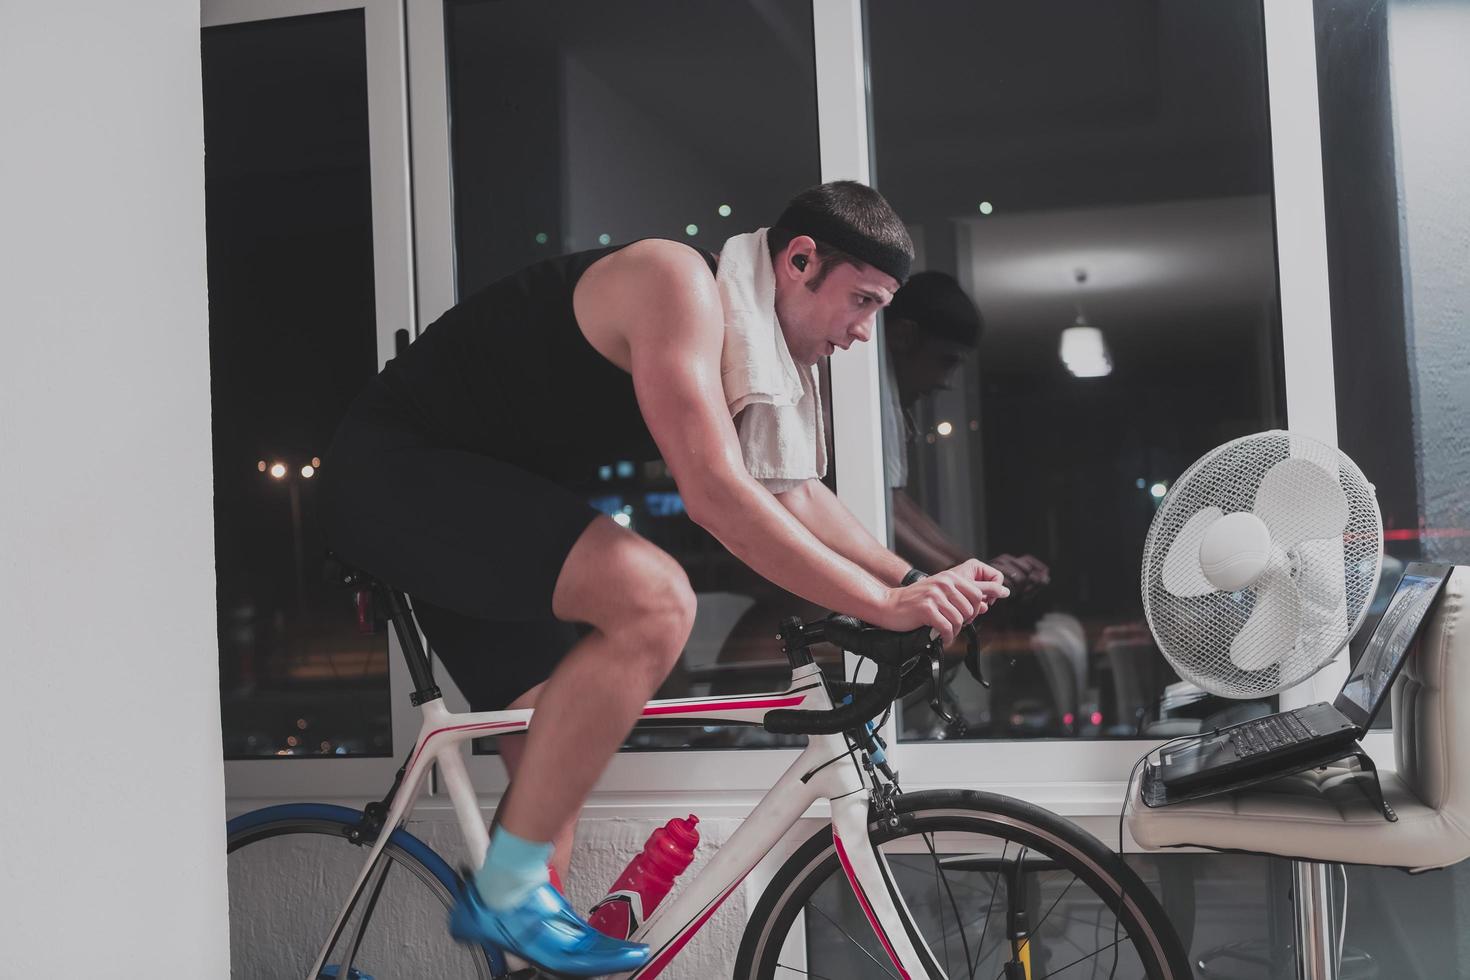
[{"xmin": 1140, "ymin": 430, "xmax": 1382, "ymax": 699}]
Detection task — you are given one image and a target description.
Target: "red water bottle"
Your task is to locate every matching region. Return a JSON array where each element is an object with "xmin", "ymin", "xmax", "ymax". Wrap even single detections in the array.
[{"xmin": 588, "ymin": 815, "xmax": 700, "ymax": 939}]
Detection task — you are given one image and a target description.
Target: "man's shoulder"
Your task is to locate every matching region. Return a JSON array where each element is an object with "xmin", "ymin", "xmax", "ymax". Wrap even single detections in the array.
[
  {"xmin": 574, "ymin": 239, "xmax": 724, "ymax": 362},
  {"xmin": 611, "ymin": 238, "xmax": 717, "ymax": 284},
  {"xmin": 591, "ymin": 240, "xmax": 722, "ymax": 327}
]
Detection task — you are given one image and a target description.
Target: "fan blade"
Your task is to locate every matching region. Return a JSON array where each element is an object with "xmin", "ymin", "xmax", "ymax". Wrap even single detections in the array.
[
  {"xmin": 1162, "ymin": 507, "xmax": 1223, "ymax": 598},
  {"xmin": 1230, "ymin": 563, "xmax": 1303, "ymax": 672},
  {"xmin": 1252, "ymin": 457, "xmax": 1350, "ymax": 549},
  {"xmin": 1292, "ymin": 537, "xmax": 1349, "ymax": 644}
]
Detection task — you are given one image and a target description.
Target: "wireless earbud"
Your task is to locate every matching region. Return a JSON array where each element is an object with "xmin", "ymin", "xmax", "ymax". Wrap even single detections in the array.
[{"xmin": 792, "ymin": 254, "xmax": 809, "ymax": 271}]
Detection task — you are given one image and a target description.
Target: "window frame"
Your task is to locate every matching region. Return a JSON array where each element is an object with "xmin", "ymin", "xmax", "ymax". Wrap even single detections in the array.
[
  {"xmin": 224, "ymin": 0, "xmax": 1394, "ymax": 826},
  {"xmin": 402, "ymin": 0, "xmax": 879, "ymax": 800},
  {"xmin": 208, "ymin": 0, "xmax": 422, "ymax": 803},
  {"xmin": 877, "ymin": 0, "xmax": 1386, "ymax": 804}
]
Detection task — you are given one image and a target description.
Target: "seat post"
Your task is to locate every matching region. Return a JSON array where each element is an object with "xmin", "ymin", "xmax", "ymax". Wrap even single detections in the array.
[{"xmin": 378, "ymin": 587, "xmax": 442, "ymax": 706}]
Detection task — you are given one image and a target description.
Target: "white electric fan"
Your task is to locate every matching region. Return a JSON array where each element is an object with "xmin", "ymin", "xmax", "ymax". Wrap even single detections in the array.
[{"xmin": 1140, "ymin": 430, "xmax": 1383, "ymax": 699}]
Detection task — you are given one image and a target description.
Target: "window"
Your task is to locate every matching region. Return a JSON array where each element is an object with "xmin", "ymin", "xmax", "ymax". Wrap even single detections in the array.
[
  {"xmin": 204, "ymin": 12, "xmax": 391, "ymax": 759},
  {"xmin": 1316, "ymin": 0, "xmax": 1470, "ymax": 724},
  {"xmin": 442, "ymin": 0, "xmax": 824, "ymax": 749},
  {"xmin": 866, "ymin": 0, "xmax": 1286, "ymax": 742}
]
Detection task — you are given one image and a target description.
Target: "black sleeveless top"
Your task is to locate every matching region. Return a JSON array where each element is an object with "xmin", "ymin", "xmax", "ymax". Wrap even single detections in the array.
[{"xmin": 375, "ymin": 241, "xmax": 719, "ymax": 483}]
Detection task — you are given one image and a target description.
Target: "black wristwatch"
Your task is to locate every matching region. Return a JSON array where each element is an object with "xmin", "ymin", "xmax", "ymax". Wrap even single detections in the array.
[{"xmin": 900, "ymin": 568, "xmax": 928, "ymax": 587}]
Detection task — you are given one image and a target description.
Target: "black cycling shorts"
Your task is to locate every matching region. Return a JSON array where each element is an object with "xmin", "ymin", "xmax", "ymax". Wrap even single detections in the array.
[{"xmin": 319, "ymin": 382, "xmax": 599, "ymax": 710}]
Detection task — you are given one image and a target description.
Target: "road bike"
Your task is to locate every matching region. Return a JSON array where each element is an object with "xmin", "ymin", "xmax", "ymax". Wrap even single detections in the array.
[{"xmin": 227, "ymin": 563, "xmax": 1190, "ymax": 979}]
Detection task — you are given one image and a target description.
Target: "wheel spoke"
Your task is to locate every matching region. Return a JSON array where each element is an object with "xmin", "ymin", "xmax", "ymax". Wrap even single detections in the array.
[
  {"xmin": 967, "ymin": 840, "xmax": 1008, "ymax": 979},
  {"xmin": 806, "ymin": 901, "xmax": 900, "ymax": 980},
  {"xmin": 990, "ymin": 872, "xmax": 1138, "ymax": 980},
  {"xmin": 1015, "ymin": 870, "xmax": 1077, "ymax": 957},
  {"xmin": 774, "ymin": 964, "xmax": 843, "ymax": 980},
  {"xmin": 933, "ymin": 850, "xmax": 952, "ymax": 970},
  {"xmin": 1028, "ymin": 934, "xmax": 1132, "ymax": 978},
  {"xmin": 920, "ymin": 831, "xmax": 975, "ymax": 978}
]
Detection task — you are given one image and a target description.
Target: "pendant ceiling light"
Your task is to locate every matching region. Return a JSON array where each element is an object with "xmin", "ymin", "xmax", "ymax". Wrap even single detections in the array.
[{"xmin": 1060, "ymin": 267, "xmax": 1112, "ymax": 379}]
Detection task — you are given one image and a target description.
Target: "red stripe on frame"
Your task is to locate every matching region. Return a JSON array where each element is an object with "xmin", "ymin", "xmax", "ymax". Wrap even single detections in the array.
[
  {"xmin": 639, "ymin": 694, "xmax": 806, "ymax": 717},
  {"xmin": 635, "ymin": 874, "xmax": 748, "ymax": 979},
  {"xmin": 405, "ymin": 692, "xmax": 806, "ymax": 772},
  {"xmin": 407, "ymin": 720, "xmax": 527, "ymax": 771},
  {"xmin": 833, "ymin": 830, "xmax": 913, "ymax": 980}
]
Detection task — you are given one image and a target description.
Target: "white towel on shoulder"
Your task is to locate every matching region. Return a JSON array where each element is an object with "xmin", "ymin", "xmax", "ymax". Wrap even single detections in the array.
[{"xmin": 716, "ymin": 228, "xmax": 827, "ymax": 494}]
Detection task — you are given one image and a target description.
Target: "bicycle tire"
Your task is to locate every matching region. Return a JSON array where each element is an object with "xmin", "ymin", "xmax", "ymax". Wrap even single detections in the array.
[
  {"xmin": 735, "ymin": 789, "xmax": 1190, "ymax": 980},
  {"xmin": 227, "ymin": 803, "xmax": 502, "ymax": 979}
]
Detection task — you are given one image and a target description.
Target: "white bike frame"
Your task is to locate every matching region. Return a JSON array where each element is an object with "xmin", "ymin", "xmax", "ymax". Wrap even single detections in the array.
[{"xmin": 308, "ymin": 658, "xmax": 943, "ymax": 980}]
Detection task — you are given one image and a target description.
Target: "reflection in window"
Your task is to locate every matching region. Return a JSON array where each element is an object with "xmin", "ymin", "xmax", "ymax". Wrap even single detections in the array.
[
  {"xmin": 867, "ymin": 0, "xmax": 1285, "ymax": 741},
  {"xmin": 204, "ymin": 13, "xmax": 391, "ymax": 758},
  {"xmin": 444, "ymin": 0, "xmax": 822, "ymax": 749}
]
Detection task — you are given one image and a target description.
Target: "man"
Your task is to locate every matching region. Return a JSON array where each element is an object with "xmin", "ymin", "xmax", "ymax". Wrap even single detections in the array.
[
  {"xmin": 882, "ymin": 270, "xmax": 1050, "ymax": 594},
  {"xmin": 320, "ymin": 182, "xmax": 1009, "ymax": 975}
]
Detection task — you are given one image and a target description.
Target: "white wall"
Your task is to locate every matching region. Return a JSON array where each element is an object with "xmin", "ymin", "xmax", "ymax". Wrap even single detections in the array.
[
  {"xmin": 227, "ymin": 811, "xmax": 775, "ymax": 979},
  {"xmin": 0, "ymin": 1, "xmax": 229, "ymax": 975}
]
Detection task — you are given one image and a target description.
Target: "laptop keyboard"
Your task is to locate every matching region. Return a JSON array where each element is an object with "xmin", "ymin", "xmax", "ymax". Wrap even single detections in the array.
[{"xmin": 1230, "ymin": 713, "xmax": 1317, "ymax": 757}]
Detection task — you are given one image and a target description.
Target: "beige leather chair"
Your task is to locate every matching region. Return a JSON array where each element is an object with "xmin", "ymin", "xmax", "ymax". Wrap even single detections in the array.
[
  {"xmin": 1127, "ymin": 566, "xmax": 1469, "ymax": 979},
  {"xmin": 1128, "ymin": 564, "xmax": 1470, "ymax": 872}
]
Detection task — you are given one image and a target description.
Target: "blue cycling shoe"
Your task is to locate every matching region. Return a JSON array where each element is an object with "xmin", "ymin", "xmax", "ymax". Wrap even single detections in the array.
[{"xmin": 449, "ymin": 877, "xmax": 652, "ymax": 977}]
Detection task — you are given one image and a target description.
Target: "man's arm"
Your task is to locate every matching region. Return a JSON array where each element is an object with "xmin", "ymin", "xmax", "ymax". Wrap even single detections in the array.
[
  {"xmin": 775, "ymin": 478, "xmax": 910, "ymax": 587},
  {"xmin": 624, "ymin": 247, "xmax": 889, "ymax": 620},
  {"xmin": 617, "ymin": 244, "xmax": 998, "ymax": 641}
]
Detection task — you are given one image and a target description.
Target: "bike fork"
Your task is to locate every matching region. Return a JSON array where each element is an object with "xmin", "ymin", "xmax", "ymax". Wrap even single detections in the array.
[{"xmin": 829, "ymin": 791, "xmax": 947, "ymax": 980}]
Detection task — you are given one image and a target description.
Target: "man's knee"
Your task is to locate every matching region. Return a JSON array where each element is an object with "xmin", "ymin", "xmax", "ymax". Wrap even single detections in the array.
[
  {"xmin": 554, "ymin": 517, "xmax": 695, "ymax": 664},
  {"xmin": 602, "ymin": 547, "xmax": 694, "ymax": 676},
  {"xmin": 625, "ymin": 560, "xmax": 696, "ymax": 659}
]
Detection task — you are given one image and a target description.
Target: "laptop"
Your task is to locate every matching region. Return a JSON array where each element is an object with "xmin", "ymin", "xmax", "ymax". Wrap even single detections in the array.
[{"xmin": 1154, "ymin": 561, "xmax": 1453, "ymax": 793}]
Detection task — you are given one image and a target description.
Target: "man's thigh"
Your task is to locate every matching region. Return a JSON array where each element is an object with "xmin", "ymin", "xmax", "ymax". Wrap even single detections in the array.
[{"xmin": 411, "ymin": 599, "xmax": 585, "ymax": 712}]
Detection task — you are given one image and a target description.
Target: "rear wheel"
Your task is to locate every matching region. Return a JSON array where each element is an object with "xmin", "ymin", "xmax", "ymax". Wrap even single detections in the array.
[
  {"xmin": 227, "ymin": 803, "xmax": 501, "ymax": 979},
  {"xmin": 736, "ymin": 789, "xmax": 1190, "ymax": 979}
]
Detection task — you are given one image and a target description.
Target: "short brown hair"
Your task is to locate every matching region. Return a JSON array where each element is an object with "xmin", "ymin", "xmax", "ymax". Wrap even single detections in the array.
[{"xmin": 768, "ymin": 181, "xmax": 913, "ymax": 288}]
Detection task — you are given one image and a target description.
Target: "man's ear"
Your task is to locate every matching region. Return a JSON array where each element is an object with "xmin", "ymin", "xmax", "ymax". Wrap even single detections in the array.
[
  {"xmin": 886, "ymin": 316, "xmax": 922, "ymax": 353},
  {"xmin": 779, "ymin": 235, "xmax": 818, "ymax": 282}
]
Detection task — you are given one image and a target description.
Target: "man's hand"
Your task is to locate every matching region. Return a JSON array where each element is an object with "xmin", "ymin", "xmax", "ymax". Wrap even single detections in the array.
[{"xmin": 867, "ymin": 558, "xmax": 1009, "ymax": 644}]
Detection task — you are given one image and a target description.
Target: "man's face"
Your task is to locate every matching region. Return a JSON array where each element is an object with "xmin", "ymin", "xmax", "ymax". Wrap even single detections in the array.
[{"xmin": 774, "ymin": 242, "xmax": 899, "ymax": 367}]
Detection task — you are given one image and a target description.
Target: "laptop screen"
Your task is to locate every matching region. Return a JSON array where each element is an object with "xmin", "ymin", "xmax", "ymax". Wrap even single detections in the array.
[{"xmin": 1334, "ymin": 562, "xmax": 1453, "ymax": 729}]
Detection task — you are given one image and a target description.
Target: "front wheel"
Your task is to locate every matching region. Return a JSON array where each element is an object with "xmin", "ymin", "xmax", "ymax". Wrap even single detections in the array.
[{"xmin": 736, "ymin": 789, "xmax": 1190, "ymax": 980}]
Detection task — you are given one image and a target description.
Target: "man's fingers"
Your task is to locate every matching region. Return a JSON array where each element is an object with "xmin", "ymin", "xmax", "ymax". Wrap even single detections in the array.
[
  {"xmin": 976, "ymin": 579, "xmax": 1010, "ymax": 600},
  {"xmin": 954, "ymin": 559, "xmax": 991, "ymax": 583},
  {"xmin": 941, "ymin": 581, "xmax": 976, "ymax": 622},
  {"xmin": 929, "ymin": 597, "xmax": 963, "ymax": 641},
  {"xmin": 948, "ymin": 575, "xmax": 982, "ymax": 602}
]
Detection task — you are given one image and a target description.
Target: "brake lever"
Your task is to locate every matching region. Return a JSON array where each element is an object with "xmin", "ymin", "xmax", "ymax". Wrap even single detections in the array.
[
  {"xmin": 928, "ymin": 623, "xmax": 985, "ymax": 725},
  {"xmin": 964, "ymin": 622, "xmax": 988, "ymax": 688},
  {"xmin": 927, "ymin": 654, "xmax": 958, "ymax": 725}
]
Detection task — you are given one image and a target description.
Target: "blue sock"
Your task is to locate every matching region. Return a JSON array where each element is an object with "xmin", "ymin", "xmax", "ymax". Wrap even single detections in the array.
[{"xmin": 475, "ymin": 825, "xmax": 554, "ymax": 911}]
